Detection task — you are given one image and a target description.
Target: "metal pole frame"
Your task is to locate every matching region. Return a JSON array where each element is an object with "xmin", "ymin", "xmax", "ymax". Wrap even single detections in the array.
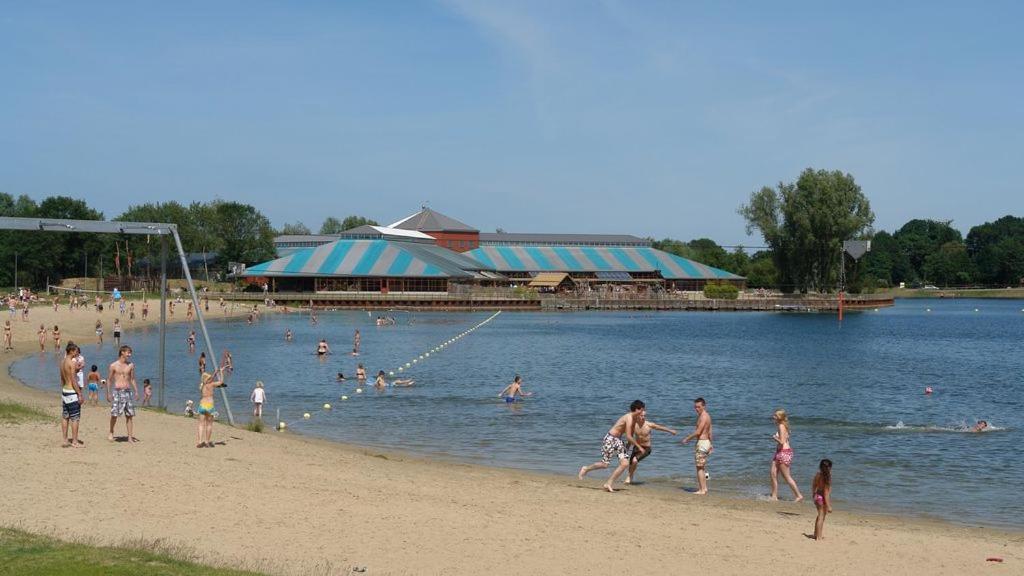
[
  {"xmin": 171, "ymin": 229, "xmax": 234, "ymax": 425},
  {"xmin": 0, "ymin": 216, "xmax": 234, "ymax": 425},
  {"xmin": 158, "ymin": 237, "xmax": 168, "ymax": 410}
]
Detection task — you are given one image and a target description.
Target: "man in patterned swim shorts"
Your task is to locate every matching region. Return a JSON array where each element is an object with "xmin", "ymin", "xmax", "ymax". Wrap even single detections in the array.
[
  {"xmin": 106, "ymin": 345, "xmax": 139, "ymax": 443},
  {"xmin": 60, "ymin": 343, "xmax": 84, "ymax": 447},
  {"xmin": 578, "ymin": 400, "xmax": 646, "ymax": 492}
]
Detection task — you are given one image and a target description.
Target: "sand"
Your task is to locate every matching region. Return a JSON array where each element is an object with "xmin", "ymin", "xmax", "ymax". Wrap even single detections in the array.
[{"xmin": 1, "ymin": 302, "xmax": 1021, "ymax": 575}]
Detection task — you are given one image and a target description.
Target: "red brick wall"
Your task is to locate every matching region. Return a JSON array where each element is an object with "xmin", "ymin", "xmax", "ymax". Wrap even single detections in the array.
[{"xmin": 427, "ymin": 231, "xmax": 480, "ymax": 252}]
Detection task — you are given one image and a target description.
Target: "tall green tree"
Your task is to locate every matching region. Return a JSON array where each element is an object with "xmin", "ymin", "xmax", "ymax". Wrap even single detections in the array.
[
  {"xmin": 208, "ymin": 201, "xmax": 276, "ymax": 264},
  {"xmin": 340, "ymin": 215, "xmax": 379, "ymax": 230},
  {"xmin": 319, "ymin": 217, "xmax": 344, "ymax": 235},
  {"xmin": 739, "ymin": 168, "xmax": 874, "ymax": 292},
  {"xmin": 922, "ymin": 241, "xmax": 975, "ymax": 286},
  {"xmin": 892, "ymin": 219, "xmax": 962, "ymax": 281},
  {"xmin": 861, "ymin": 231, "xmax": 914, "ymax": 287},
  {"xmin": 966, "ymin": 215, "xmax": 1024, "ymax": 286},
  {"xmin": 279, "ymin": 221, "xmax": 311, "ymax": 235}
]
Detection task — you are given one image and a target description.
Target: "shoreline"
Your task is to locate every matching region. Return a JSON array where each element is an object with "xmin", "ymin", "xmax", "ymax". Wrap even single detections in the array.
[{"xmin": 2, "ymin": 304, "xmax": 1022, "ymax": 574}]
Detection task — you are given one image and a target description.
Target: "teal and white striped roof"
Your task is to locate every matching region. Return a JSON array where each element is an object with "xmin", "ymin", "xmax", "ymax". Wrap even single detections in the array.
[
  {"xmin": 245, "ymin": 239, "xmax": 487, "ymax": 278},
  {"xmin": 464, "ymin": 245, "xmax": 742, "ymax": 280}
]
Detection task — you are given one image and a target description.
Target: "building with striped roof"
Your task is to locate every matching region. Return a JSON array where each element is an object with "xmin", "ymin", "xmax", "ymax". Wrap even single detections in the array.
[{"xmin": 251, "ymin": 208, "xmax": 743, "ymax": 293}]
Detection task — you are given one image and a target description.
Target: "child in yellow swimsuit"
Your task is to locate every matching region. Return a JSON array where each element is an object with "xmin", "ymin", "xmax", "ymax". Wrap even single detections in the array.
[{"xmin": 195, "ymin": 371, "xmax": 226, "ymax": 448}]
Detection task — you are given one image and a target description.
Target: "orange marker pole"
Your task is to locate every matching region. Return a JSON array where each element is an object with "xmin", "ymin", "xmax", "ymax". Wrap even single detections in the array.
[{"xmin": 838, "ymin": 291, "xmax": 845, "ymax": 322}]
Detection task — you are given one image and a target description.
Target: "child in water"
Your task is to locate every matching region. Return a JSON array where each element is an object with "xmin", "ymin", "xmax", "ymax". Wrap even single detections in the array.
[
  {"xmin": 811, "ymin": 459, "xmax": 833, "ymax": 540},
  {"xmin": 497, "ymin": 374, "xmax": 532, "ymax": 403}
]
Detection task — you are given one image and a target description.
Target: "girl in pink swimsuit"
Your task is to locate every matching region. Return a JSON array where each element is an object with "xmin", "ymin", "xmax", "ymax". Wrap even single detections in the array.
[
  {"xmin": 811, "ymin": 459, "xmax": 833, "ymax": 540},
  {"xmin": 769, "ymin": 409, "xmax": 803, "ymax": 501}
]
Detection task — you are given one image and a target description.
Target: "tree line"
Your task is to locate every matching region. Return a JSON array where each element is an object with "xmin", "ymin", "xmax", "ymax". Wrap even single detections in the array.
[{"xmin": 0, "ymin": 192, "xmax": 377, "ymax": 288}]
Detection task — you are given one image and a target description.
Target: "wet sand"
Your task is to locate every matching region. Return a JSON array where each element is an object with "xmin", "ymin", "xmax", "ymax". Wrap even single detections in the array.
[{"xmin": 1, "ymin": 303, "xmax": 1021, "ymax": 575}]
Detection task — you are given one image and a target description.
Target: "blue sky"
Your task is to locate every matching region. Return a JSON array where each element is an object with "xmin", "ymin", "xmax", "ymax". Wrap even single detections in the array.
[{"xmin": 2, "ymin": 1, "xmax": 1022, "ymax": 245}]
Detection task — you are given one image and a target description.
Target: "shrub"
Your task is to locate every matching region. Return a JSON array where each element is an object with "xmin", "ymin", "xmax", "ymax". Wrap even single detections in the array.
[{"xmin": 703, "ymin": 282, "xmax": 739, "ymax": 300}]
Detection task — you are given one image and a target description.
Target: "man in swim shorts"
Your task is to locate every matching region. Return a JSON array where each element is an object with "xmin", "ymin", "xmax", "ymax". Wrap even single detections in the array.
[
  {"xmin": 682, "ymin": 397, "xmax": 713, "ymax": 495},
  {"xmin": 106, "ymin": 345, "xmax": 139, "ymax": 443},
  {"xmin": 625, "ymin": 412, "xmax": 677, "ymax": 485},
  {"xmin": 60, "ymin": 343, "xmax": 84, "ymax": 447},
  {"xmin": 578, "ymin": 400, "xmax": 646, "ymax": 492}
]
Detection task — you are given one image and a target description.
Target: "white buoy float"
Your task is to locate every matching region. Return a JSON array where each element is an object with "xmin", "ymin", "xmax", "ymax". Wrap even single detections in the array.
[
  {"xmin": 323, "ymin": 403, "xmax": 332, "ymax": 410},
  {"xmin": 303, "ymin": 413, "xmax": 311, "ymax": 419},
  {"xmin": 341, "ymin": 395, "xmax": 348, "ymax": 400}
]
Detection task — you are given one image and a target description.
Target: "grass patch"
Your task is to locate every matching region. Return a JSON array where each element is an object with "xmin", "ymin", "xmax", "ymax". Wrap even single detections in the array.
[
  {"xmin": 0, "ymin": 401, "xmax": 51, "ymax": 424},
  {"xmin": 0, "ymin": 527, "xmax": 268, "ymax": 576},
  {"xmin": 244, "ymin": 419, "xmax": 264, "ymax": 433}
]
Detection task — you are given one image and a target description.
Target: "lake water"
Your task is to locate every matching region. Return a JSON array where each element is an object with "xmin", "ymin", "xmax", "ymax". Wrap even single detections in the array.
[{"xmin": 13, "ymin": 299, "xmax": 1023, "ymax": 529}]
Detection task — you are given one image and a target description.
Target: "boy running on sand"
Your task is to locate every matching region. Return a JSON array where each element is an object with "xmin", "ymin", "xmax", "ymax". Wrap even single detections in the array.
[
  {"xmin": 579, "ymin": 400, "xmax": 646, "ymax": 492},
  {"xmin": 60, "ymin": 343, "xmax": 84, "ymax": 447},
  {"xmin": 625, "ymin": 413, "xmax": 677, "ymax": 485}
]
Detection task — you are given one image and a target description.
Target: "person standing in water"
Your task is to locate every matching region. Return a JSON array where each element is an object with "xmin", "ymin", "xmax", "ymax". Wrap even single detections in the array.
[
  {"xmin": 578, "ymin": 400, "xmax": 646, "ymax": 493},
  {"xmin": 769, "ymin": 409, "xmax": 803, "ymax": 502},
  {"xmin": 353, "ymin": 329, "xmax": 361, "ymax": 355},
  {"xmin": 497, "ymin": 375, "xmax": 531, "ymax": 404},
  {"xmin": 251, "ymin": 381, "xmax": 266, "ymax": 418},
  {"xmin": 681, "ymin": 397, "xmax": 713, "ymax": 495},
  {"xmin": 316, "ymin": 339, "xmax": 330, "ymax": 356}
]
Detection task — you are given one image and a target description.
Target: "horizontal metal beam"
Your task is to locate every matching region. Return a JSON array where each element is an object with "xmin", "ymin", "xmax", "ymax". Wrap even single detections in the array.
[{"xmin": 0, "ymin": 217, "xmax": 176, "ymax": 235}]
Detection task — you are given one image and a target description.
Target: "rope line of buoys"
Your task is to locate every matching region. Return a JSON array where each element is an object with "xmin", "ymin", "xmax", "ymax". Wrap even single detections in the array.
[{"xmin": 277, "ymin": 311, "xmax": 502, "ymax": 431}]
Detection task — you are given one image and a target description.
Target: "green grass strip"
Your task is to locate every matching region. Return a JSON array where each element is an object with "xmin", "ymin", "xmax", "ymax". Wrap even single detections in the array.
[
  {"xmin": 0, "ymin": 401, "xmax": 51, "ymax": 424},
  {"xmin": 0, "ymin": 527, "xmax": 268, "ymax": 576}
]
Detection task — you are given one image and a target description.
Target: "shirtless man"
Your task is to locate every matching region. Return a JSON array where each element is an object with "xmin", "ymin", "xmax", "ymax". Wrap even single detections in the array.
[
  {"xmin": 497, "ymin": 374, "xmax": 531, "ymax": 404},
  {"xmin": 316, "ymin": 339, "xmax": 330, "ymax": 356},
  {"xmin": 60, "ymin": 343, "xmax": 84, "ymax": 447},
  {"xmin": 578, "ymin": 400, "xmax": 646, "ymax": 492},
  {"xmin": 681, "ymin": 397, "xmax": 713, "ymax": 495},
  {"xmin": 353, "ymin": 329, "xmax": 361, "ymax": 354},
  {"xmin": 106, "ymin": 345, "xmax": 139, "ymax": 442},
  {"xmin": 625, "ymin": 412, "xmax": 677, "ymax": 485}
]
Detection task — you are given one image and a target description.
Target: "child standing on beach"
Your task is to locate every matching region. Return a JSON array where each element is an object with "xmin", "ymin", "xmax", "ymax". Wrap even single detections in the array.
[
  {"xmin": 37, "ymin": 324, "xmax": 46, "ymax": 351},
  {"xmin": 811, "ymin": 459, "xmax": 833, "ymax": 540},
  {"xmin": 196, "ymin": 371, "xmax": 226, "ymax": 448},
  {"xmin": 142, "ymin": 378, "xmax": 153, "ymax": 406},
  {"xmin": 3, "ymin": 320, "xmax": 12, "ymax": 351}
]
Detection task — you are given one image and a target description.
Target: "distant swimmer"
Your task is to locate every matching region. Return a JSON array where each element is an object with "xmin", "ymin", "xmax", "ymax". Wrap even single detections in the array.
[
  {"xmin": 285, "ymin": 329, "xmax": 293, "ymax": 342},
  {"xmin": 316, "ymin": 339, "xmax": 330, "ymax": 356},
  {"xmin": 353, "ymin": 329, "xmax": 361, "ymax": 354},
  {"xmin": 578, "ymin": 400, "xmax": 646, "ymax": 492},
  {"xmin": 497, "ymin": 374, "xmax": 532, "ymax": 404},
  {"xmin": 356, "ymin": 364, "xmax": 366, "ymax": 382},
  {"xmin": 972, "ymin": 420, "xmax": 989, "ymax": 433},
  {"xmin": 336, "ymin": 372, "xmax": 347, "ymax": 382},
  {"xmin": 375, "ymin": 370, "xmax": 414, "ymax": 388}
]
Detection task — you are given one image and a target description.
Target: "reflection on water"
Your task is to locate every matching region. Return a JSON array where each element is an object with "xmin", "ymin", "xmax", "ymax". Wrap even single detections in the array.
[{"xmin": 13, "ymin": 299, "xmax": 1024, "ymax": 528}]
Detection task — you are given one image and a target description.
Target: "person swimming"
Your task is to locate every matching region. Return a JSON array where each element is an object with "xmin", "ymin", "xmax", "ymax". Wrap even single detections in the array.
[
  {"xmin": 972, "ymin": 420, "xmax": 989, "ymax": 433},
  {"xmin": 316, "ymin": 339, "xmax": 330, "ymax": 356},
  {"xmin": 336, "ymin": 372, "xmax": 346, "ymax": 382}
]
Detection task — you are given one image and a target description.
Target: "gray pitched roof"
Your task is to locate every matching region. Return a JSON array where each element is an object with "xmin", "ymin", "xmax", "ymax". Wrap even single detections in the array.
[
  {"xmin": 478, "ymin": 232, "xmax": 650, "ymax": 246},
  {"xmin": 389, "ymin": 208, "xmax": 478, "ymax": 232}
]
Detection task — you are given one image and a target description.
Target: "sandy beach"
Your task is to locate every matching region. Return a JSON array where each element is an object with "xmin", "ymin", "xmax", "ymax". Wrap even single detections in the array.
[{"xmin": 1, "ymin": 303, "xmax": 1021, "ymax": 575}]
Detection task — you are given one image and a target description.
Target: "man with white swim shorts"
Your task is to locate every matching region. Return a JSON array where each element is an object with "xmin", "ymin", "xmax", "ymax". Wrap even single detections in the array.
[{"xmin": 682, "ymin": 397, "xmax": 713, "ymax": 495}]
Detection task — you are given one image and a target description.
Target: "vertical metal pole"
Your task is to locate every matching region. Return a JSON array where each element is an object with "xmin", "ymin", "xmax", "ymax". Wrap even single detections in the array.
[
  {"xmin": 13, "ymin": 252, "xmax": 17, "ymax": 291},
  {"xmin": 159, "ymin": 236, "xmax": 168, "ymax": 409},
  {"xmin": 171, "ymin": 227, "xmax": 234, "ymax": 425}
]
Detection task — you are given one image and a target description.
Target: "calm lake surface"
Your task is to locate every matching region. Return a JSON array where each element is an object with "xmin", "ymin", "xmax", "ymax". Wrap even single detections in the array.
[{"xmin": 14, "ymin": 298, "xmax": 1023, "ymax": 528}]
